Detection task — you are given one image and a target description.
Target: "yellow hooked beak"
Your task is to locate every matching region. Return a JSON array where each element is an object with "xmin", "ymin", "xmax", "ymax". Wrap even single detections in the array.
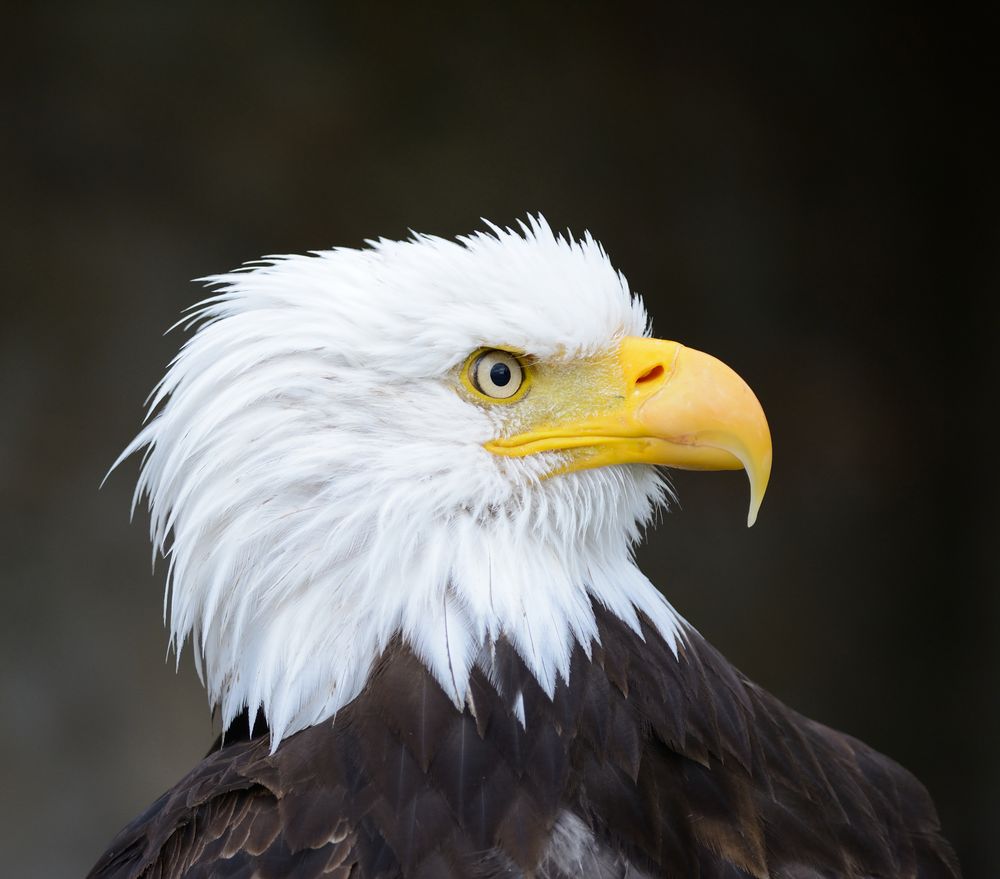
[{"xmin": 485, "ymin": 337, "xmax": 772, "ymax": 526}]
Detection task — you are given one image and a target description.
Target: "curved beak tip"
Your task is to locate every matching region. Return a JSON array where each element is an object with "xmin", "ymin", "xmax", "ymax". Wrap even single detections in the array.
[
  {"xmin": 627, "ymin": 341, "xmax": 773, "ymax": 528},
  {"xmin": 744, "ymin": 456, "xmax": 772, "ymax": 528}
]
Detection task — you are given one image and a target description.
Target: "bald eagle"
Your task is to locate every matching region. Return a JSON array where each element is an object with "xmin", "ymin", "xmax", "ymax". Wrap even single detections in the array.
[{"xmin": 89, "ymin": 219, "xmax": 959, "ymax": 878}]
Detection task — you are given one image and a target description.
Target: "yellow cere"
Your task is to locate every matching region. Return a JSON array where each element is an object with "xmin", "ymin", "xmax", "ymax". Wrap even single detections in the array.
[{"xmin": 501, "ymin": 353, "xmax": 625, "ymax": 439}]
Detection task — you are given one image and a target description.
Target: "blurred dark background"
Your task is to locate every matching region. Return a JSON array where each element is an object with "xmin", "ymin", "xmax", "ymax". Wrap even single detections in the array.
[{"xmin": 2, "ymin": 3, "xmax": 996, "ymax": 876}]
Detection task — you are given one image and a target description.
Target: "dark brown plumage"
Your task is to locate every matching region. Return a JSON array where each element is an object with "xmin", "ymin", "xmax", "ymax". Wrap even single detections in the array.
[{"xmin": 88, "ymin": 602, "xmax": 960, "ymax": 878}]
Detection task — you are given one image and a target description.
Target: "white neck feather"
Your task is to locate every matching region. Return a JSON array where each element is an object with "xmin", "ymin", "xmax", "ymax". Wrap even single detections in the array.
[{"xmin": 135, "ymin": 443, "xmax": 683, "ymax": 747}]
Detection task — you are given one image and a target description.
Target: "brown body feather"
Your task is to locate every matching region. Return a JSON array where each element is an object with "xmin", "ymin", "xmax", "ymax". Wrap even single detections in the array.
[{"xmin": 88, "ymin": 603, "xmax": 960, "ymax": 878}]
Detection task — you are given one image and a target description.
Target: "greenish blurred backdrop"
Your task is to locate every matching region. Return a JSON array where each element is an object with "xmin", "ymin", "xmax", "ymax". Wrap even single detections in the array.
[{"xmin": 2, "ymin": 3, "xmax": 996, "ymax": 876}]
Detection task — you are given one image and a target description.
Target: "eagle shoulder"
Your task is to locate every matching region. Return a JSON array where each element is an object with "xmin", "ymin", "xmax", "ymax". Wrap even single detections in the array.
[{"xmin": 586, "ymin": 605, "xmax": 961, "ymax": 878}]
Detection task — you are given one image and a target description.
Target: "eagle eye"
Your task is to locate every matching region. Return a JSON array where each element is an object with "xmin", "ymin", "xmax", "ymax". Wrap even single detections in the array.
[{"xmin": 467, "ymin": 349, "xmax": 527, "ymax": 401}]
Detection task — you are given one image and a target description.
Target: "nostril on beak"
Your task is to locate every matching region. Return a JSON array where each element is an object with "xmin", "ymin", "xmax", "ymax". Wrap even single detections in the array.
[{"xmin": 635, "ymin": 364, "xmax": 665, "ymax": 385}]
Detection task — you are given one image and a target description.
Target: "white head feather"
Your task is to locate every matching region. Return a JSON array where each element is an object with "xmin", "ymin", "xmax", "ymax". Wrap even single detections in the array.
[{"xmin": 118, "ymin": 217, "xmax": 684, "ymax": 747}]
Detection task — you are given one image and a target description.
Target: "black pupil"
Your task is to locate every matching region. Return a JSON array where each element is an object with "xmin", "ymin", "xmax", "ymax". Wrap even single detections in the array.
[{"xmin": 490, "ymin": 361, "xmax": 512, "ymax": 387}]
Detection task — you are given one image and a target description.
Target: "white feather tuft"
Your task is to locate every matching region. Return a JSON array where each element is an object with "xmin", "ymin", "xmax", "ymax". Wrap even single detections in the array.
[{"xmin": 116, "ymin": 217, "xmax": 685, "ymax": 748}]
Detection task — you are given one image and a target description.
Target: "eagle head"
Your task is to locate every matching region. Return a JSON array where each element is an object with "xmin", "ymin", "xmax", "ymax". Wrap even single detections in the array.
[{"xmin": 120, "ymin": 217, "xmax": 771, "ymax": 745}]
